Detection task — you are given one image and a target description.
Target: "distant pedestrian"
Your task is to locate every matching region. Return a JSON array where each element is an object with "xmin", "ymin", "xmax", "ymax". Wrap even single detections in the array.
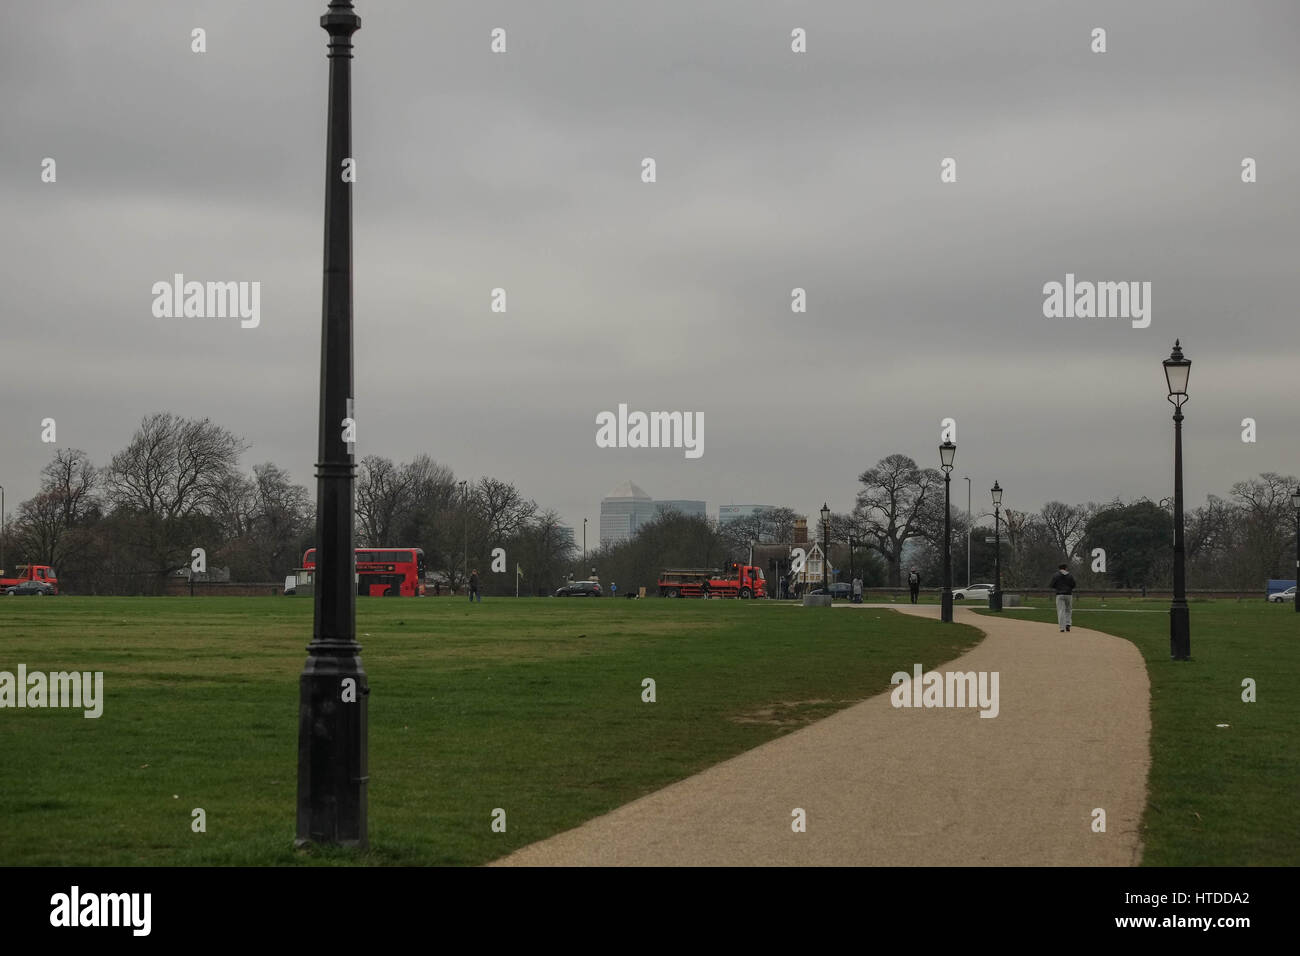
[
  {"xmin": 779, "ymin": 575, "xmax": 787, "ymax": 600},
  {"xmin": 1050, "ymin": 563, "xmax": 1076, "ymax": 631},
  {"xmin": 908, "ymin": 568, "xmax": 920, "ymax": 604},
  {"xmin": 852, "ymin": 577, "xmax": 863, "ymax": 603},
  {"xmin": 434, "ymin": 580, "xmax": 440, "ymax": 596},
  {"xmin": 469, "ymin": 569, "xmax": 481, "ymax": 603},
  {"xmin": 611, "ymin": 582, "xmax": 617, "ymax": 598}
]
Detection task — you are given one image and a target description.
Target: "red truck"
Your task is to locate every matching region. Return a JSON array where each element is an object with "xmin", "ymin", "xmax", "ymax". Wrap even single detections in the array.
[
  {"xmin": 1, "ymin": 564, "xmax": 60, "ymax": 595},
  {"xmin": 658, "ymin": 563, "xmax": 767, "ymax": 599}
]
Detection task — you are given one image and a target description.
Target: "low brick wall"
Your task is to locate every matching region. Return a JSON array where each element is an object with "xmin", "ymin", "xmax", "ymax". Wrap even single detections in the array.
[{"xmin": 164, "ymin": 581, "xmax": 284, "ymax": 597}]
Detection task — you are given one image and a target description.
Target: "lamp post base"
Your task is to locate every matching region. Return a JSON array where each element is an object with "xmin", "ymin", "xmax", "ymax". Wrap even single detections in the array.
[
  {"xmin": 941, "ymin": 590, "xmax": 953, "ymax": 622},
  {"xmin": 1169, "ymin": 603, "xmax": 1191, "ymax": 661},
  {"xmin": 990, "ymin": 590, "xmax": 1003, "ymax": 612},
  {"xmin": 296, "ymin": 648, "xmax": 369, "ymax": 848}
]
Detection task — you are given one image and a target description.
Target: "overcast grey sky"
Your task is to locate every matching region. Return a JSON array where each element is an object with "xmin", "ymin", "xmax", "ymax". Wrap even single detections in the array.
[{"xmin": 3, "ymin": 0, "xmax": 1297, "ymax": 537}]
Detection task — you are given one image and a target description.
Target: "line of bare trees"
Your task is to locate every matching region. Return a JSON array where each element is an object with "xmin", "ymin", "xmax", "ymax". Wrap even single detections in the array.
[
  {"xmin": 546, "ymin": 453, "xmax": 1298, "ymax": 598},
  {"xmin": 827, "ymin": 454, "xmax": 1298, "ymax": 591},
  {"xmin": 1, "ymin": 413, "xmax": 575, "ymax": 595},
  {"xmin": 6, "ymin": 421, "xmax": 1293, "ymax": 597}
]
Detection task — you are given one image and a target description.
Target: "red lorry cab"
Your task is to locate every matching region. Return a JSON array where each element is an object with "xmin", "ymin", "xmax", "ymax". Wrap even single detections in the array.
[
  {"xmin": 0, "ymin": 565, "xmax": 59, "ymax": 594},
  {"xmin": 658, "ymin": 563, "xmax": 766, "ymax": 599}
]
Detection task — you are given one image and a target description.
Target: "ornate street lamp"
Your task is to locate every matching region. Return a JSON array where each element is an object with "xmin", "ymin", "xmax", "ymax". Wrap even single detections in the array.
[
  {"xmin": 297, "ymin": 0, "xmax": 366, "ymax": 848},
  {"xmin": 940, "ymin": 441, "xmax": 956, "ymax": 622},
  {"xmin": 820, "ymin": 503, "xmax": 830, "ymax": 596},
  {"xmin": 991, "ymin": 480, "xmax": 1003, "ymax": 612},
  {"xmin": 1292, "ymin": 486, "xmax": 1300, "ymax": 614},
  {"xmin": 1163, "ymin": 340, "xmax": 1191, "ymax": 660}
]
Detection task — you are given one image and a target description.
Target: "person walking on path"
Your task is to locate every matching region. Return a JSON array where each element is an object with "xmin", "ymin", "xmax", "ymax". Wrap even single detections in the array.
[
  {"xmin": 1050, "ymin": 563, "xmax": 1075, "ymax": 631},
  {"xmin": 469, "ymin": 569, "xmax": 481, "ymax": 603},
  {"xmin": 907, "ymin": 568, "xmax": 920, "ymax": 604},
  {"xmin": 611, "ymin": 582, "xmax": 617, "ymax": 598},
  {"xmin": 852, "ymin": 577, "xmax": 863, "ymax": 604}
]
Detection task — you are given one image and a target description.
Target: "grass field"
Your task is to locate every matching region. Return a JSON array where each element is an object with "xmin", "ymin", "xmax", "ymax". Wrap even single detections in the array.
[
  {"xmin": 0, "ymin": 596, "xmax": 980, "ymax": 866},
  {"xmin": 975, "ymin": 597, "xmax": 1300, "ymax": 866}
]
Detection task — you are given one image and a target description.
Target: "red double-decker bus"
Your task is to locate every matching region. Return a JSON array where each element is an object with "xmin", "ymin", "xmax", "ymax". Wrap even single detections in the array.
[{"xmin": 302, "ymin": 547, "xmax": 426, "ymax": 597}]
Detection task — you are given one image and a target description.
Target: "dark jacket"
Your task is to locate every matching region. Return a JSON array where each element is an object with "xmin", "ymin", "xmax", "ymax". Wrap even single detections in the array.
[
  {"xmin": 907, "ymin": 572, "xmax": 920, "ymax": 588},
  {"xmin": 469, "ymin": 572, "xmax": 479, "ymax": 592},
  {"xmin": 1049, "ymin": 570, "xmax": 1076, "ymax": 595}
]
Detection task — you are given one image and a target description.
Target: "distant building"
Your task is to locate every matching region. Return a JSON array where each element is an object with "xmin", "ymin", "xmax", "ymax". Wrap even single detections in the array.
[
  {"xmin": 655, "ymin": 499, "xmax": 706, "ymax": 519},
  {"xmin": 719, "ymin": 504, "xmax": 777, "ymax": 526},
  {"xmin": 793, "ymin": 518, "xmax": 808, "ymax": 544},
  {"xmin": 792, "ymin": 541, "xmax": 830, "ymax": 591},
  {"xmin": 600, "ymin": 481, "xmax": 656, "ymax": 546},
  {"xmin": 556, "ymin": 526, "xmax": 576, "ymax": 547}
]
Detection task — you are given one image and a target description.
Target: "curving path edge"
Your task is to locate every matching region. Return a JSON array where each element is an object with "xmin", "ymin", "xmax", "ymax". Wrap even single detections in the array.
[{"xmin": 491, "ymin": 604, "xmax": 1151, "ymax": 866}]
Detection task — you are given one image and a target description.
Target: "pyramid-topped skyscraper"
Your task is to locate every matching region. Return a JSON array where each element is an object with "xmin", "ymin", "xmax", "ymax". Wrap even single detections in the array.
[{"xmin": 599, "ymin": 480, "xmax": 655, "ymax": 546}]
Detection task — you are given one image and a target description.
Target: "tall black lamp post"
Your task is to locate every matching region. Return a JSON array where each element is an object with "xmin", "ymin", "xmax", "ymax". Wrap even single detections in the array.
[
  {"xmin": 582, "ymin": 516, "xmax": 587, "ymax": 567},
  {"xmin": 991, "ymin": 480, "xmax": 1003, "ymax": 612},
  {"xmin": 462, "ymin": 480, "xmax": 474, "ymax": 590},
  {"xmin": 297, "ymin": 0, "xmax": 366, "ymax": 848},
  {"xmin": 820, "ymin": 503, "xmax": 830, "ymax": 595},
  {"xmin": 1163, "ymin": 340, "xmax": 1191, "ymax": 661},
  {"xmin": 940, "ymin": 441, "xmax": 955, "ymax": 622},
  {"xmin": 1292, "ymin": 486, "xmax": 1300, "ymax": 613}
]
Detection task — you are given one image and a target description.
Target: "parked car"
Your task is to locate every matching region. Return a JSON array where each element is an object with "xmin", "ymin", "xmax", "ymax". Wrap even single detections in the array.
[
  {"xmin": 808, "ymin": 582, "xmax": 853, "ymax": 599},
  {"xmin": 953, "ymin": 583, "xmax": 994, "ymax": 601},
  {"xmin": 554, "ymin": 581, "xmax": 602, "ymax": 597},
  {"xmin": 1268, "ymin": 586, "xmax": 1296, "ymax": 603},
  {"xmin": 5, "ymin": 580, "xmax": 56, "ymax": 596}
]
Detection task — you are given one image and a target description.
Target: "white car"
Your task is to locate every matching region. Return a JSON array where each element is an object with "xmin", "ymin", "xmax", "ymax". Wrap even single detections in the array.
[
  {"xmin": 1268, "ymin": 586, "xmax": 1296, "ymax": 603},
  {"xmin": 953, "ymin": 583, "xmax": 995, "ymax": 601}
]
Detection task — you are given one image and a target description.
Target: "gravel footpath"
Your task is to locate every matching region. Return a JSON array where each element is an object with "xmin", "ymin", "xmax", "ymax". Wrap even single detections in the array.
[{"xmin": 491, "ymin": 604, "xmax": 1150, "ymax": 866}]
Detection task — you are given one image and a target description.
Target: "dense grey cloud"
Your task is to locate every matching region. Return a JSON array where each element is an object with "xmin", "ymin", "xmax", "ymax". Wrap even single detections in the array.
[{"xmin": 2, "ymin": 0, "xmax": 1297, "ymax": 539}]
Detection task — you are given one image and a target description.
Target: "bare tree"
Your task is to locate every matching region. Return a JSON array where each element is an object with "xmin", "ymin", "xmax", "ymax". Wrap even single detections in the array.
[
  {"xmin": 1185, "ymin": 494, "xmax": 1242, "ymax": 587},
  {"xmin": 854, "ymin": 454, "xmax": 944, "ymax": 586},
  {"xmin": 475, "ymin": 477, "xmax": 537, "ymax": 544},
  {"xmin": 210, "ymin": 470, "xmax": 256, "ymax": 543},
  {"xmin": 1230, "ymin": 472, "xmax": 1299, "ymax": 581},
  {"xmin": 105, "ymin": 413, "xmax": 246, "ymax": 521},
  {"xmin": 1039, "ymin": 501, "xmax": 1094, "ymax": 562},
  {"xmin": 402, "ymin": 456, "xmax": 457, "ymax": 512},
  {"xmin": 506, "ymin": 509, "xmax": 576, "ymax": 596},
  {"xmin": 11, "ymin": 448, "xmax": 101, "ymax": 571},
  {"xmin": 719, "ymin": 506, "xmax": 800, "ymax": 551},
  {"xmin": 103, "ymin": 413, "xmax": 246, "ymax": 587},
  {"xmin": 246, "ymin": 463, "xmax": 312, "ymax": 578},
  {"xmin": 355, "ymin": 455, "xmax": 407, "ymax": 546}
]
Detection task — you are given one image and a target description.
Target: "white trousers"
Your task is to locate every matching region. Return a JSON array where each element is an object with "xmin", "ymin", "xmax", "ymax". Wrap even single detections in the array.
[{"xmin": 1056, "ymin": 594, "xmax": 1073, "ymax": 629}]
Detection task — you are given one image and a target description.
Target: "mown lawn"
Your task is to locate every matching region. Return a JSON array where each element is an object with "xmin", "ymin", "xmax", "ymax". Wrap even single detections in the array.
[
  {"xmin": 976, "ymin": 597, "xmax": 1300, "ymax": 866},
  {"xmin": 0, "ymin": 596, "xmax": 980, "ymax": 866}
]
